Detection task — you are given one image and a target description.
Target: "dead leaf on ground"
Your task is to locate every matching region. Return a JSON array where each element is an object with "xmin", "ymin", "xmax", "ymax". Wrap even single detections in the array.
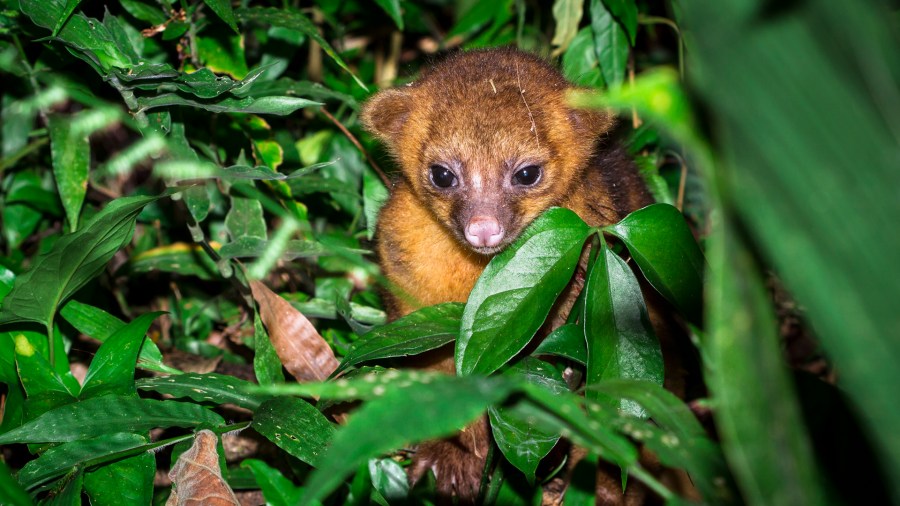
[
  {"xmin": 166, "ymin": 429, "xmax": 239, "ymax": 506},
  {"xmin": 250, "ymin": 280, "xmax": 339, "ymax": 381}
]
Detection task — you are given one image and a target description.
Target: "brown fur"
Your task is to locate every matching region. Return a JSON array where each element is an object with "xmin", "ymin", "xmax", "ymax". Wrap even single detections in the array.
[{"xmin": 361, "ymin": 48, "xmax": 681, "ymax": 504}]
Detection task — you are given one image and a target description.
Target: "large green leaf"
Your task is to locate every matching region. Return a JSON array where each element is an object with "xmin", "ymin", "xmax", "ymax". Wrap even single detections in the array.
[
  {"xmin": 679, "ymin": 2, "xmax": 900, "ymax": 500},
  {"xmin": 0, "ymin": 194, "xmax": 162, "ymax": 328},
  {"xmin": 136, "ymin": 373, "xmax": 270, "ymax": 411},
  {"xmin": 589, "ymin": 0, "xmax": 628, "ymax": 87},
  {"xmin": 59, "ymin": 301, "xmax": 178, "ymax": 374},
  {"xmin": 706, "ymin": 223, "xmax": 828, "ymax": 505},
  {"xmin": 335, "ymin": 303, "xmax": 463, "ymax": 375},
  {"xmin": 17, "ymin": 432, "xmax": 148, "ymax": 490},
  {"xmin": 488, "ymin": 358, "xmax": 566, "ymax": 482},
  {"xmin": 251, "ymin": 396, "xmax": 335, "ymax": 466},
  {"xmin": 0, "ymin": 460, "xmax": 31, "ymax": 506},
  {"xmin": 607, "ymin": 203, "xmax": 705, "ymax": 325},
  {"xmin": 0, "ymin": 397, "xmax": 224, "ymax": 444},
  {"xmin": 300, "ymin": 375, "xmax": 517, "ymax": 503},
  {"xmin": 80, "ymin": 312, "xmax": 163, "ymax": 399},
  {"xmin": 83, "ymin": 450, "xmax": 154, "ymax": 506},
  {"xmin": 241, "ymin": 459, "xmax": 303, "ymax": 506},
  {"xmin": 601, "ymin": 0, "xmax": 637, "ymax": 45},
  {"xmin": 48, "ymin": 115, "xmax": 89, "ymax": 232},
  {"xmin": 135, "ymin": 94, "xmax": 320, "ymax": 116},
  {"xmin": 582, "ymin": 247, "xmax": 663, "ymax": 417},
  {"xmin": 550, "ymin": 0, "xmax": 584, "ymax": 53},
  {"xmin": 203, "ymin": 0, "xmax": 239, "ymax": 33},
  {"xmin": 457, "ymin": 208, "xmax": 591, "ymax": 376}
]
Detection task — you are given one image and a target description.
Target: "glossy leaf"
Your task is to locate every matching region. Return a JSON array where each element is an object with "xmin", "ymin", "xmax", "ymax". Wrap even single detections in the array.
[
  {"xmin": 18, "ymin": 432, "xmax": 147, "ymax": 490},
  {"xmin": 59, "ymin": 301, "xmax": 178, "ymax": 374},
  {"xmin": 136, "ymin": 373, "xmax": 271, "ymax": 411},
  {"xmin": 129, "ymin": 243, "xmax": 219, "ymax": 280},
  {"xmin": 225, "ymin": 191, "xmax": 267, "ymax": 241},
  {"xmin": 582, "ymin": 247, "xmax": 663, "ymax": 417},
  {"xmin": 0, "ymin": 397, "xmax": 224, "ymax": 444},
  {"xmin": 253, "ymin": 310, "xmax": 284, "ymax": 385},
  {"xmin": 0, "ymin": 195, "xmax": 162, "ymax": 327},
  {"xmin": 335, "ymin": 303, "xmax": 463, "ymax": 375},
  {"xmin": 300, "ymin": 375, "xmax": 517, "ymax": 504},
  {"xmin": 80, "ymin": 312, "xmax": 162, "ymax": 399},
  {"xmin": 252, "ymin": 396, "xmax": 335, "ymax": 466},
  {"xmin": 48, "ymin": 115, "xmax": 89, "ymax": 232},
  {"xmin": 488, "ymin": 358, "xmax": 567, "ymax": 481},
  {"xmin": 562, "ymin": 27, "xmax": 604, "ymax": 88},
  {"xmin": 705, "ymin": 224, "xmax": 827, "ymax": 505},
  {"xmin": 370, "ymin": 458, "xmax": 409, "ymax": 501},
  {"xmin": 13, "ymin": 333, "xmax": 77, "ymax": 401},
  {"xmin": 589, "ymin": 0, "xmax": 629, "ymax": 87},
  {"xmin": 607, "ymin": 203, "xmax": 704, "ymax": 325},
  {"xmin": 255, "ymin": 368, "xmax": 434, "ymax": 401},
  {"xmin": 457, "ymin": 208, "xmax": 591, "ymax": 376},
  {"xmin": 533, "ymin": 323, "xmax": 586, "ymax": 364}
]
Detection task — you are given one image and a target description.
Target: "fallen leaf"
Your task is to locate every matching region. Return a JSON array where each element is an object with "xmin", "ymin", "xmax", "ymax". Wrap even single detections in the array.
[
  {"xmin": 250, "ymin": 280, "xmax": 339, "ymax": 381},
  {"xmin": 166, "ymin": 430, "xmax": 239, "ymax": 506}
]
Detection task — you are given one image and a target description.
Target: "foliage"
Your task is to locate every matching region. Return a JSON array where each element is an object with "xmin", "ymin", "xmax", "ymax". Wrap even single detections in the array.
[{"xmin": 0, "ymin": 0, "xmax": 896, "ymax": 505}]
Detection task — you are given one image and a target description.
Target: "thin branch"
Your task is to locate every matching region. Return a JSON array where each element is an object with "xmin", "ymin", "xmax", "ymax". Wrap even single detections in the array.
[{"xmin": 319, "ymin": 107, "xmax": 391, "ymax": 188}]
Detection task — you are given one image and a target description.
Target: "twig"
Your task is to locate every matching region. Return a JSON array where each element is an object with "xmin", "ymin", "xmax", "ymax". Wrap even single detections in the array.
[
  {"xmin": 515, "ymin": 61, "xmax": 540, "ymax": 147},
  {"xmin": 319, "ymin": 107, "xmax": 391, "ymax": 188}
]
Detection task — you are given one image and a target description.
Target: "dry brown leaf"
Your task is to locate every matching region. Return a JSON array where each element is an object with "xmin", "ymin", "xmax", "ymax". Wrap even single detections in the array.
[
  {"xmin": 166, "ymin": 430, "xmax": 239, "ymax": 506},
  {"xmin": 250, "ymin": 280, "xmax": 339, "ymax": 381}
]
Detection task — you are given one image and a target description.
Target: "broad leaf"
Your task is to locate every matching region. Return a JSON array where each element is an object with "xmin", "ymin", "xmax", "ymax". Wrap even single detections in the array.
[
  {"xmin": 0, "ymin": 397, "xmax": 224, "ymax": 444},
  {"xmin": 241, "ymin": 459, "xmax": 303, "ymax": 506},
  {"xmin": 550, "ymin": 0, "xmax": 584, "ymax": 54},
  {"xmin": 457, "ymin": 208, "xmax": 591, "ymax": 376},
  {"xmin": 488, "ymin": 358, "xmax": 567, "ymax": 481},
  {"xmin": 136, "ymin": 94, "xmax": 321, "ymax": 116},
  {"xmin": 582, "ymin": 247, "xmax": 663, "ymax": 417},
  {"xmin": 300, "ymin": 375, "xmax": 517, "ymax": 504},
  {"xmin": 136, "ymin": 373, "xmax": 271, "ymax": 411},
  {"xmin": 18, "ymin": 432, "xmax": 148, "ymax": 490},
  {"xmin": 48, "ymin": 115, "xmax": 89, "ymax": 232},
  {"xmin": 80, "ymin": 312, "xmax": 163, "ymax": 399},
  {"xmin": 252, "ymin": 396, "xmax": 335, "ymax": 466},
  {"xmin": 335, "ymin": 303, "xmax": 463, "ymax": 375},
  {"xmin": 0, "ymin": 194, "xmax": 162, "ymax": 327},
  {"xmin": 203, "ymin": 0, "xmax": 239, "ymax": 33},
  {"xmin": 83, "ymin": 451, "xmax": 155, "ymax": 506},
  {"xmin": 533, "ymin": 323, "xmax": 586, "ymax": 364},
  {"xmin": 607, "ymin": 203, "xmax": 704, "ymax": 325},
  {"xmin": 589, "ymin": 0, "xmax": 629, "ymax": 87}
]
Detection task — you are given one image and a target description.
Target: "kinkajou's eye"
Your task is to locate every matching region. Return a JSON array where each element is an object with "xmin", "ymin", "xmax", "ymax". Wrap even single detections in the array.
[
  {"xmin": 512, "ymin": 165, "xmax": 542, "ymax": 186},
  {"xmin": 430, "ymin": 165, "xmax": 458, "ymax": 188}
]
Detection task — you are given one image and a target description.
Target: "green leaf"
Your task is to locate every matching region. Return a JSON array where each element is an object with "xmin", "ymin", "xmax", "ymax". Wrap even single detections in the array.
[
  {"xmin": 241, "ymin": 459, "xmax": 303, "ymax": 506},
  {"xmin": 550, "ymin": 0, "xmax": 584, "ymax": 53},
  {"xmin": 18, "ymin": 432, "xmax": 147, "ymax": 490},
  {"xmin": 562, "ymin": 27, "xmax": 605, "ymax": 88},
  {"xmin": 80, "ymin": 312, "xmax": 162, "ymax": 399},
  {"xmin": 197, "ymin": 31, "xmax": 248, "ymax": 79},
  {"xmin": 705, "ymin": 224, "xmax": 828, "ymax": 505},
  {"xmin": 119, "ymin": 0, "xmax": 166, "ymax": 25},
  {"xmin": 0, "ymin": 460, "xmax": 32, "ymax": 505},
  {"xmin": 583, "ymin": 247, "xmax": 663, "ymax": 416},
  {"xmin": 0, "ymin": 397, "xmax": 224, "ymax": 444},
  {"xmin": 363, "ymin": 167, "xmax": 389, "ymax": 241},
  {"xmin": 601, "ymin": 0, "xmax": 637, "ymax": 45},
  {"xmin": 457, "ymin": 208, "xmax": 591, "ymax": 376},
  {"xmin": 13, "ymin": 333, "xmax": 78, "ymax": 401},
  {"xmin": 607, "ymin": 203, "xmax": 704, "ymax": 325},
  {"xmin": 203, "ymin": 0, "xmax": 239, "ymax": 33},
  {"xmin": 488, "ymin": 358, "xmax": 566, "ymax": 481},
  {"xmin": 533, "ymin": 323, "xmax": 586, "ymax": 364},
  {"xmin": 136, "ymin": 373, "xmax": 271, "ymax": 411},
  {"xmin": 0, "ymin": 194, "xmax": 163, "ymax": 327},
  {"xmin": 254, "ymin": 368, "xmax": 432, "ymax": 401},
  {"xmin": 372, "ymin": 0, "xmax": 404, "ymax": 30},
  {"xmin": 369, "ymin": 458, "xmax": 409, "ymax": 502},
  {"xmin": 226, "ymin": 190, "xmax": 267, "ymax": 241},
  {"xmin": 680, "ymin": 1, "xmax": 900, "ymax": 498},
  {"xmin": 235, "ymin": 7, "xmax": 367, "ymax": 91},
  {"xmin": 587, "ymin": 380, "xmax": 736, "ymax": 503},
  {"xmin": 590, "ymin": 0, "xmax": 629, "ymax": 87},
  {"xmin": 335, "ymin": 303, "xmax": 463, "ymax": 376},
  {"xmin": 251, "ymin": 396, "xmax": 335, "ymax": 466},
  {"xmin": 129, "ymin": 243, "xmax": 219, "ymax": 281},
  {"xmin": 300, "ymin": 375, "xmax": 517, "ymax": 504},
  {"xmin": 48, "ymin": 115, "xmax": 89, "ymax": 233},
  {"xmin": 51, "ymin": 0, "xmax": 84, "ymax": 36},
  {"xmin": 253, "ymin": 310, "xmax": 284, "ymax": 385},
  {"xmin": 83, "ymin": 450, "xmax": 155, "ymax": 506},
  {"xmin": 136, "ymin": 93, "xmax": 321, "ymax": 115},
  {"xmin": 44, "ymin": 468, "xmax": 83, "ymax": 506},
  {"xmin": 182, "ymin": 184, "xmax": 211, "ymax": 223},
  {"xmin": 59, "ymin": 300, "xmax": 178, "ymax": 375}
]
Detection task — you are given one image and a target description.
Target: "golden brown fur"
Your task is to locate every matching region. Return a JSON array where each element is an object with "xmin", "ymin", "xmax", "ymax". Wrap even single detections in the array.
[{"xmin": 361, "ymin": 48, "xmax": 681, "ymax": 504}]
